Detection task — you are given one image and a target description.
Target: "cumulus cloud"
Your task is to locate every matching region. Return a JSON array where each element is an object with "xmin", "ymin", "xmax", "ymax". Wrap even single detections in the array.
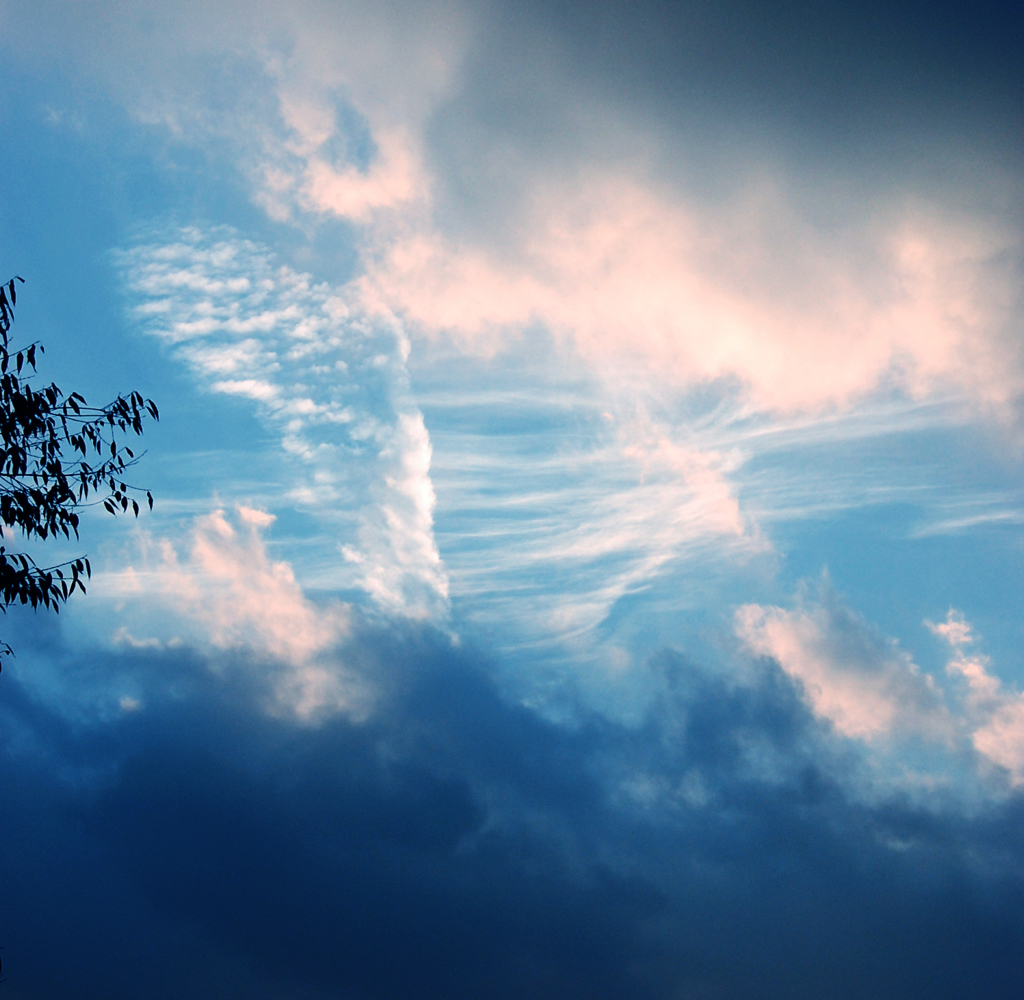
[
  {"xmin": 163, "ymin": 506, "xmax": 348, "ymax": 662},
  {"xmin": 106, "ymin": 506, "xmax": 363, "ymax": 721},
  {"xmin": 351, "ymin": 174, "xmax": 1023, "ymax": 417},
  {"xmin": 736, "ymin": 585, "xmax": 950, "ymax": 743},
  {"xmin": 929, "ymin": 610, "xmax": 1024, "ymax": 785},
  {"xmin": 738, "ymin": 594, "xmax": 1024, "ymax": 791}
]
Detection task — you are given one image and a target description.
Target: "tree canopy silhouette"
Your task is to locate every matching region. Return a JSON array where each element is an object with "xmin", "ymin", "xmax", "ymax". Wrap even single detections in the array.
[{"xmin": 0, "ymin": 276, "xmax": 158, "ymax": 656}]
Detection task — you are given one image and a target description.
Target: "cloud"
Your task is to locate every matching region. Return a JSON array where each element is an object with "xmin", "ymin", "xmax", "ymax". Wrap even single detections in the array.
[
  {"xmin": 36, "ymin": 0, "xmax": 1016, "ymax": 425},
  {"xmin": 6, "ymin": 0, "xmax": 1023, "ymax": 428},
  {"xmin": 4, "ymin": 632, "xmax": 1024, "ymax": 999},
  {"xmin": 116, "ymin": 225, "xmax": 768, "ymax": 670},
  {"xmin": 421, "ymin": 389, "xmax": 760, "ymax": 669},
  {"xmin": 352, "ymin": 173, "xmax": 1024, "ymax": 418},
  {"xmin": 929, "ymin": 609, "xmax": 1024, "ymax": 786},
  {"xmin": 927, "ymin": 609, "xmax": 977, "ymax": 654},
  {"xmin": 116, "ymin": 226, "xmax": 449, "ymax": 620},
  {"xmin": 4, "ymin": 6, "xmax": 1024, "ymax": 996},
  {"xmin": 973, "ymin": 701, "xmax": 1024, "ymax": 787},
  {"xmin": 344, "ymin": 410, "xmax": 448, "ymax": 616},
  {"xmin": 738, "ymin": 594, "xmax": 1024, "ymax": 791},
  {"xmin": 15, "ymin": 0, "xmax": 1024, "ymax": 676},
  {"xmin": 163, "ymin": 505, "xmax": 347, "ymax": 662},
  {"xmin": 259, "ymin": 124, "xmax": 425, "ymax": 224},
  {"xmin": 736, "ymin": 584, "xmax": 950, "ymax": 742},
  {"xmin": 190, "ymin": 10, "xmax": 1023, "ymax": 422},
  {"xmin": 104, "ymin": 505, "xmax": 362, "ymax": 721}
]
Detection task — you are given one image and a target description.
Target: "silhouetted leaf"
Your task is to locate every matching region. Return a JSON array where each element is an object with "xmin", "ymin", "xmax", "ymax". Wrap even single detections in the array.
[{"xmin": 0, "ymin": 276, "xmax": 156, "ymax": 652}]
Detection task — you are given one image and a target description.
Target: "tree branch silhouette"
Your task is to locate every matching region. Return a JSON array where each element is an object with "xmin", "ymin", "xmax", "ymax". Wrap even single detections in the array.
[{"xmin": 0, "ymin": 276, "xmax": 158, "ymax": 657}]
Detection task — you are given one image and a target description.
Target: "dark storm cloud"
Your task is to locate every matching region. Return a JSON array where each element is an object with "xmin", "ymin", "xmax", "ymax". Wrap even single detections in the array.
[
  {"xmin": 487, "ymin": 0, "xmax": 1024, "ymax": 138},
  {"xmin": 3, "ymin": 622, "xmax": 1024, "ymax": 999},
  {"xmin": 420, "ymin": 0, "xmax": 1024, "ymax": 261}
]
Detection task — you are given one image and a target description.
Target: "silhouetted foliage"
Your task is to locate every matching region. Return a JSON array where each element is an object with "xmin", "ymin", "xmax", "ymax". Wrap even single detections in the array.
[{"xmin": 0, "ymin": 276, "xmax": 158, "ymax": 656}]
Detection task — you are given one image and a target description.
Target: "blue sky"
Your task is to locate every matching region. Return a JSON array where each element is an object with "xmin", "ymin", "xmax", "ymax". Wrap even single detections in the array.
[{"xmin": 2, "ymin": 1, "xmax": 1024, "ymax": 996}]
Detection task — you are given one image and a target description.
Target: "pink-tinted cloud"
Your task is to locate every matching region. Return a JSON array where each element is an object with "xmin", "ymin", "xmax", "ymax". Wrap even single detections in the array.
[
  {"xmin": 930, "ymin": 609, "xmax": 1024, "ymax": 785},
  {"xmin": 736, "ymin": 593, "xmax": 950, "ymax": 741},
  {"xmin": 108, "ymin": 507, "xmax": 363, "ymax": 721},
  {"xmin": 239, "ymin": 47, "xmax": 1021, "ymax": 418},
  {"xmin": 926, "ymin": 608, "xmax": 975, "ymax": 648},
  {"xmin": 258, "ymin": 127, "xmax": 424, "ymax": 224},
  {"xmin": 9, "ymin": 0, "xmax": 1022, "ymax": 421},
  {"xmin": 739, "ymin": 599, "xmax": 1024, "ymax": 788},
  {"xmin": 205, "ymin": 18, "xmax": 1021, "ymax": 422},
  {"xmin": 621, "ymin": 429, "xmax": 749, "ymax": 542},
  {"xmin": 179, "ymin": 506, "xmax": 348, "ymax": 660},
  {"xmin": 356, "ymin": 176, "xmax": 1021, "ymax": 416}
]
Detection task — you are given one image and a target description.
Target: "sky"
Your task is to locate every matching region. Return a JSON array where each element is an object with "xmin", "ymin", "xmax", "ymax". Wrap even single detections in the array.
[{"xmin": 1, "ymin": 1, "xmax": 1024, "ymax": 996}]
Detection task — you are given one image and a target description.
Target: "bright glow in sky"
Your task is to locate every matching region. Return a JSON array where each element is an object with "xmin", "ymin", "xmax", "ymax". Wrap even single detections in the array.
[{"xmin": 2, "ymin": 2, "xmax": 1024, "ymax": 996}]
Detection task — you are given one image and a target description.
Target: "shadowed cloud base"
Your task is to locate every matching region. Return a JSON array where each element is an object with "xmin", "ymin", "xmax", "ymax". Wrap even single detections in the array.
[{"xmin": 3, "ymin": 618, "xmax": 1024, "ymax": 999}]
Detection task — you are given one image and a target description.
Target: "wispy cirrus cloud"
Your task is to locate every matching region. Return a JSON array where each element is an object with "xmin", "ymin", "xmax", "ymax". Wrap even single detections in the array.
[{"xmin": 424, "ymin": 384, "xmax": 759, "ymax": 667}]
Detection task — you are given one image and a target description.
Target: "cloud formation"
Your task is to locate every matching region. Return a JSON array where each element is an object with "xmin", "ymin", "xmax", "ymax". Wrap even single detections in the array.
[
  {"xmin": 360, "ymin": 177, "xmax": 1024, "ymax": 416},
  {"xmin": 739, "ymin": 591, "xmax": 1024, "ymax": 795},
  {"xmin": 34, "ymin": 0, "xmax": 1016, "ymax": 423},
  {"xmin": 737, "ymin": 585, "xmax": 949, "ymax": 742},
  {"xmin": 929, "ymin": 611, "xmax": 1024, "ymax": 785},
  {"xmin": 117, "ymin": 227, "xmax": 448, "ymax": 620},
  {"xmin": 3, "ymin": 5, "xmax": 1024, "ymax": 996},
  {"xmin": 181, "ymin": 5, "xmax": 1024, "ymax": 425},
  {"xmin": 425, "ymin": 395, "xmax": 758, "ymax": 666},
  {"xmin": 116, "ymin": 224, "xmax": 768, "ymax": 671},
  {"xmin": 4, "ymin": 628, "xmax": 1024, "ymax": 999},
  {"xmin": 104, "ymin": 506, "xmax": 361, "ymax": 721}
]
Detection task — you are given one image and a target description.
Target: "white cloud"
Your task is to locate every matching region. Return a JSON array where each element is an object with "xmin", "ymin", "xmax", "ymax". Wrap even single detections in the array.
[
  {"xmin": 259, "ymin": 125, "xmax": 426, "ymax": 225},
  {"xmin": 926, "ymin": 609, "xmax": 975, "ymax": 651},
  {"xmin": 348, "ymin": 410, "xmax": 448, "ymax": 617},
  {"xmin": 423, "ymin": 388, "xmax": 760, "ymax": 664},
  {"xmin": 116, "ymin": 227, "xmax": 449, "ymax": 620}
]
